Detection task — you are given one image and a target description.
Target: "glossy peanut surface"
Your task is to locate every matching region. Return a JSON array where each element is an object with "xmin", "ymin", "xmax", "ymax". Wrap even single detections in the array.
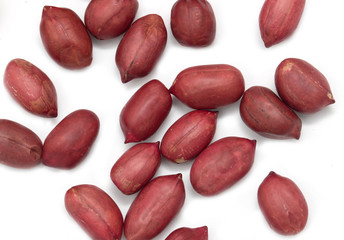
[
  {"xmin": 258, "ymin": 171, "xmax": 308, "ymax": 235},
  {"xmin": 42, "ymin": 109, "xmax": 100, "ymax": 169}
]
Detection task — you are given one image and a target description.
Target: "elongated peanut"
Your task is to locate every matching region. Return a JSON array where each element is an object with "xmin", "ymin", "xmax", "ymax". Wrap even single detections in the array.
[
  {"xmin": 4, "ymin": 58, "xmax": 57, "ymax": 117},
  {"xmin": 42, "ymin": 109, "xmax": 100, "ymax": 169},
  {"xmin": 240, "ymin": 86, "xmax": 302, "ymax": 139},
  {"xmin": 161, "ymin": 110, "xmax": 218, "ymax": 163},
  {"xmin": 115, "ymin": 14, "xmax": 167, "ymax": 83},
  {"xmin": 259, "ymin": 0, "xmax": 306, "ymax": 47},
  {"xmin": 40, "ymin": 6, "xmax": 93, "ymax": 69},
  {"xmin": 85, "ymin": 0, "xmax": 138, "ymax": 40},
  {"xmin": 0, "ymin": 119, "xmax": 42, "ymax": 168},
  {"xmin": 171, "ymin": 0, "xmax": 216, "ymax": 47},
  {"xmin": 120, "ymin": 79, "xmax": 172, "ymax": 143},
  {"xmin": 190, "ymin": 137, "xmax": 256, "ymax": 196},
  {"xmin": 170, "ymin": 64, "xmax": 245, "ymax": 109},
  {"xmin": 124, "ymin": 174, "xmax": 185, "ymax": 240},
  {"xmin": 258, "ymin": 171, "xmax": 308, "ymax": 235},
  {"xmin": 165, "ymin": 226, "xmax": 208, "ymax": 240},
  {"xmin": 275, "ymin": 58, "xmax": 335, "ymax": 113},
  {"xmin": 65, "ymin": 184, "xmax": 123, "ymax": 240},
  {"xmin": 110, "ymin": 142, "xmax": 161, "ymax": 195}
]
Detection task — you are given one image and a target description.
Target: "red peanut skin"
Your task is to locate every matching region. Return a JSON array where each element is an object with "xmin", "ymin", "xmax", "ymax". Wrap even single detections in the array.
[
  {"xmin": 120, "ymin": 79, "xmax": 172, "ymax": 143},
  {"xmin": 42, "ymin": 109, "xmax": 100, "ymax": 169},
  {"xmin": 259, "ymin": 0, "xmax": 306, "ymax": 47},
  {"xmin": 0, "ymin": 119, "xmax": 42, "ymax": 168},
  {"xmin": 124, "ymin": 174, "xmax": 186, "ymax": 240},
  {"xmin": 110, "ymin": 142, "xmax": 161, "ymax": 195},
  {"xmin": 161, "ymin": 110, "xmax": 218, "ymax": 163},
  {"xmin": 170, "ymin": 64, "xmax": 245, "ymax": 109},
  {"xmin": 240, "ymin": 86, "xmax": 302, "ymax": 139},
  {"xmin": 65, "ymin": 184, "xmax": 123, "ymax": 240},
  {"xmin": 275, "ymin": 58, "xmax": 335, "ymax": 113},
  {"xmin": 4, "ymin": 59, "xmax": 58, "ymax": 118},
  {"xmin": 165, "ymin": 226, "xmax": 208, "ymax": 240},
  {"xmin": 40, "ymin": 6, "xmax": 93, "ymax": 69},
  {"xmin": 190, "ymin": 137, "xmax": 256, "ymax": 196},
  {"xmin": 171, "ymin": 0, "xmax": 216, "ymax": 47},
  {"xmin": 115, "ymin": 14, "xmax": 167, "ymax": 83},
  {"xmin": 85, "ymin": 0, "xmax": 138, "ymax": 40},
  {"xmin": 258, "ymin": 171, "xmax": 308, "ymax": 235}
]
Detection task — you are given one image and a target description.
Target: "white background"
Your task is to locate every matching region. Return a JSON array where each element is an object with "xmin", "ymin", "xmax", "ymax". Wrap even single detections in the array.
[{"xmin": 0, "ymin": 0, "xmax": 343, "ymax": 239}]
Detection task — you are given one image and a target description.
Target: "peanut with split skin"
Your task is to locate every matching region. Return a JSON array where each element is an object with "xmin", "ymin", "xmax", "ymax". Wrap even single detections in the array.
[
  {"xmin": 275, "ymin": 58, "xmax": 335, "ymax": 114},
  {"xmin": 124, "ymin": 174, "xmax": 185, "ymax": 240},
  {"xmin": 161, "ymin": 110, "xmax": 218, "ymax": 163},
  {"xmin": 259, "ymin": 0, "xmax": 306, "ymax": 47},
  {"xmin": 115, "ymin": 14, "xmax": 167, "ymax": 83},
  {"xmin": 4, "ymin": 58, "xmax": 58, "ymax": 118},
  {"xmin": 0, "ymin": 119, "xmax": 42, "ymax": 168},
  {"xmin": 40, "ymin": 6, "xmax": 93, "ymax": 69},
  {"xmin": 65, "ymin": 184, "xmax": 123, "ymax": 240},
  {"xmin": 240, "ymin": 86, "xmax": 302, "ymax": 139},
  {"xmin": 110, "ymin": 142, "xmax": 161, "ymax": 195},
  {"xmin": 84, "ymin": 0, "xmax": 138, "ymax": 40}
]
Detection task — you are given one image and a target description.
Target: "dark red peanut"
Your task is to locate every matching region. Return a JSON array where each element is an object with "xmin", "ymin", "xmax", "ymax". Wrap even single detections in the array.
[
  {"xmin": 170, "ymin": 0, "xmax": 216, "ymax": 47},
  {"xmin": 40, "ymin": 6, "xmax": 93, "ymax": 69},
  {"xmin": 85, "ymin": 0, "xmax": 138, "ymax": 40},
  {"xmin": 42, "ymin": 109, "xmax": 100, "ymax": 169},
  {"xmin": 259, "ymin": 0, "xmax": 306, "ymax": 47},
  {"xmin": 124, "ymin": 174, "xmax": 185, "ymax": 240},
  {"xmin": 258, "ymin": 171, "xmax": 308, "ymax": 235},
  {"xmin": 161, "ymin": 110, "xmax": 218, "ymax": 163},
  {"xmin": 165, "ymin": 226, "xmax": 208, "ymax": 240},
  {"xmin": 275, "ymin": 58, "xmax": 335, "ymax": 113},
  {"xmin": 240, "ymin": 86, "xmax": 302, "ymax": 139},
  {"xmin": 115, "ymin": 14, "xmax": 167, "ymax": 83},
  {"xmin": 170, "ymin": 64, "xmax": 245, "ymax": 109},
  {"xmin": 0, "ymin": 119, "xmax": 42, "ymax": 168},
  {"xmin": 65, "ymin": 184, "xmax": 123, "ymax": 240},
  {"xmin": 4, "ymin": 58, "xmax": 57, "ymax": 117},
  {"xmin": 110, "ymin": 142, "xmax": 161, "ymax": 195},
  {"xmin": 120, "ymin": 79, "xmax": 172, "ymax": 143},
  {"xmin": 190, "ymin": 137, "xmax": 256, "ymax": 196}
]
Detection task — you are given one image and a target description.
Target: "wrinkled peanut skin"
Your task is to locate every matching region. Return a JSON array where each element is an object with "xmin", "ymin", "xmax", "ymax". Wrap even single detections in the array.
[
  {"xmin": 110, "ymin": 142, "xmax": 161, "ymax": 195},
  {"xmin": 115, "ymin": 14, "xmax": 167, "ymax": 83},
  {"xmin": 258, "ymin": 171, "xmax": 308, "ymax": 235},
  {"xmin": 0, "ymin": 119, "xmax": 42, "ymax": 168},
  {"xmin": 171, "ymin": 0, "xmax": 216, "ymax": 47},
  {"xmin": 240, "ymin": 86, "xmax": 302, "ymax": 139},
  {"xmin": 40, "ymin": 6, "xmax": 93, "ymax": 69},
  {"xmin": 259, "ymin": 0, "xmax": 306, "ymax": 47},
  {"xmin": 165, "ymin": 226, "xmax": 208, "ymax": 240},
  {"xmin": 85, "ymin": 0, "xmax": 138, "ymax": 40},
  {"xmin": 4, "ymin": 59, "xmax": 58, "ymax": 118},
  {"xmin": 161, "ymin": 110, "xmax": 218, "ymax": 163},
  {"xmin": 65, "ymin": 184, "xmax": 123, "ymax": 240},
  {"xmin": 124, "ymin": 174, "xmax": 185, "ymax": 240},
  {"xmin": 42, "ymin": 109, "xmax": 100, "ymax": 169},
  {"xmin": 190, "ymin": 137, "xmax": 256, "ymax": 196},
  {"xmin": 170, "ymin": 64, "xmax": 245, "ymax": 109},
  {"xmin": 120, "ymin": 79, "xmax": 172, "ymax": 143},
  {"xmin": 275, "ymin": 58, "xmax": 335, "ymax": 113}
]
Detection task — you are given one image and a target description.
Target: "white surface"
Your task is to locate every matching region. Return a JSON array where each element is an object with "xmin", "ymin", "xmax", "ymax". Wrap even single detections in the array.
[{"xmin": 0, "ymin": 0, "xmax": 343, "ymax": 239}]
